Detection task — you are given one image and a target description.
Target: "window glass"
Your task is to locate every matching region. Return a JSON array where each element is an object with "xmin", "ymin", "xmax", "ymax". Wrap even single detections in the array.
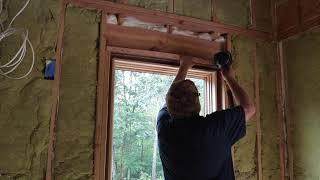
[{"xmin": 112, "ymin": 69, "xmax": 205, "ymax": 180}]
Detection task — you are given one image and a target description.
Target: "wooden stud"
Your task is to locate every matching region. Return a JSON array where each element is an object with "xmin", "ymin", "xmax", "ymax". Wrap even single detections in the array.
[
  {"xmin": 253, "ymin": 43, "xmax": 262, "ymax": 180},
  {"xmin": 249, "ymin": 0, "xmax": 257, "ymax": 29},
  {"xmin": 106, "ymin": 55, "xmax": 115, "ymax": 180},
  {"xmin": 168, "ymin": 0, "xmax": 174, "ymax": 13},
  {"xmin": 94, "ymin": 11, "xmax": 108, "ymax": 180},
  {"xmin": 211, "ymin": 0, "xmax": 217, "ymax": 22},
  {"xmin": 279, "ymin": 41, "xmax": 294, "ymax": 180},
  {"xmin": 103, "ymin": 24, "xmax": 223, "ymax": 60},
  {"xmin": 64, "ymin": 0, "xmax": 274, "ymax": 41},
  {"xmin": 276, "ymin": 41, "xmax": 286, "ymax": 180},
  {"xmin": 46, "ymin": 1, "xmax": 67, "ymax": 179},
  {"xmin": 271, "ymin": 0, "xmax": 278, "ymax": 39},
  {"xmin": 224, "ymin": 34, "xmax": 232, "ymax": 109}
]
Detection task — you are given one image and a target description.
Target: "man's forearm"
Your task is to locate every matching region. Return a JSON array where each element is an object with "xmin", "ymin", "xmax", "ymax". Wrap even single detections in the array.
[
  {"xmin": 225, "ymin": 76, "xmax": 255, "ymax": 121},
  {"xmin": 173, "ymin": 66, "xmax": 189, "ymax": 82}
]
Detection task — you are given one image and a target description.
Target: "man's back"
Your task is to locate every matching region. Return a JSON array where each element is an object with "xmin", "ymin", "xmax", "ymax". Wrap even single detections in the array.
[{"xmin": 157, "ymin": 106, "xmax": 246, "ymax": 180}]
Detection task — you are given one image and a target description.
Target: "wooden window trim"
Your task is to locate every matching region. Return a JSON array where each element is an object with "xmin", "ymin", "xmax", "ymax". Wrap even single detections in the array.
[
  {"xmin": 113, "ymin": 57, "xmax": 217, "ymax": 115},
  {"xmin": 95, "ymin": 47, "xmax": 219, "ymax": 180}
]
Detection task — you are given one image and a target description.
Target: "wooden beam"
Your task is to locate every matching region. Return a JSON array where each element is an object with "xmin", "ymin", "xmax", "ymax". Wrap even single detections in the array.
[
  {"xmin": 46, "ymin": 1, "xmax": 67, "ymax": 179},
  {"xmin": 168, "ymin": 0, "xmax": 174, "ymax": 13},
  {"xmin": 107, "ymin": 46, "xmax": 219, "ymax": 70},
  {"xmin": 113, "ymin": 58, "xmax": 214, "ymax": 78},
  {"xmin": 94, "ymin": 11, "xmax": 108, "ymax": 180},
  {"xmin": 276, "ymin": 41, "xmax": 286, "ymax": 180},
  {"xmin": 64, "ymin": 0, "xmax": 274, "ymax": 41},
  {"xmin": 253, "ymin": 43, "xmax": 262, "ymax": 180},
  {"xmin": 249, "ymin": 0, "xmax": 257, "ymax": 29},
  {"xmin": 211, "ymin": 0, "xmax": 217, "ymax": 22},
  {"xmin": 271, "ymin": 0, "xmax": 278, "ymax": 39},
  {"xmin": 279, "ymin": 41, "xmax": 294, "ymax": 180},
  {"xmin": 104, "ymin": 24, "xmax": 222, "ymax": 61},
  {"xmin": 106, "ymin": 56, "xmax": 115, "ymax": 180}
]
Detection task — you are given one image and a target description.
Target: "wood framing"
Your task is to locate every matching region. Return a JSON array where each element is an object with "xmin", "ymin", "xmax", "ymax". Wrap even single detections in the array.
[
  {"xmin": 271, "ymin": 0, "xmax": 277, "ymax": 38},
  {"xmin": 276, "ymin": 41, "xmax": 286, "ymax": 180},
  {"xmin": 47, "ymin": 0, "xmax": 307, "ymax": 179},
  {"xmin": 64, "ymin": 0, "xmax": 274, "ymax": 40},
  {"xmin": 112, "ymin": 56, "xmax": 217, "ymax": 122},
  {"xmin": 168, "ymin": 0, "xmax": 174, "ymax": 13},
  {"xmin": 94, "ymin": 11, "xmax": 109, "ymax": 180},
  {"xmin": 249, "ymin": 0, "xmax": 257, "ymax": 29},
  {"xmin": 46, "ymin": 1, "xmax": 67, "ymax": 179},
  {"xmin": 276, "ymin": 0, "xmax": 300, "ymax": 40},
  {"xmin": 253, "ymin": 44, "xmax": 262, "ymax": 180},
  {"xmin": 211, "ymin": 0, "xmax": 218, "ymax": 22},
  {"xmin": 113, "ymin": 58, "xmax": 216, "ymax": 81},
  {"xmin": 107, "ymin": 46, "xmax": 219, "ymax": 71},
  {"xmin": 103, "ymin": 24, "xmax": 223, "ymax": 60},
  {"xmin": 278, "ymin": 41, "xmax": 294, "ymax": 180},
  {"xmin": 216, "ymin": 71, "xmax": 223, "ymax": 111},
  {"xmin": 106, "ymin": 58, "xmax": 116, "ymax": 180},
  {"xmin": 97, "ymin": 48, "xmax": 219, "ymax": 180},
  {"xmin": 299, "ymin": 0, "xmax": 320, "ymax": 31},
  {"xmin": 276, "ymin": 0, "xmax": 320, "ymax": 40}
]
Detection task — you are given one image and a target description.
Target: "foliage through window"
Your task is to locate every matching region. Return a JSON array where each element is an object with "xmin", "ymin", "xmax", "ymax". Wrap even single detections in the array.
[{"xmin": 112, "ymin": 69, "xmax": 205, "ymax": 180}]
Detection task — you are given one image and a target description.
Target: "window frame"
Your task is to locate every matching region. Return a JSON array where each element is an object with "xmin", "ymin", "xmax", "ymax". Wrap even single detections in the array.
[{"xmin": 95, "ymin": 46, "xmax": 221, "ymax": 180}]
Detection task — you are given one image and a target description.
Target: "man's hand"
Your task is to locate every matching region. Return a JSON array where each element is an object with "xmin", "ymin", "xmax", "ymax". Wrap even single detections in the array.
[
  {"xmin": 173, "ymin": 55, "xmax": 195, "ymax": 82},
  {"xmin": 180, "ymin": 55, "xmax": 195, "ymax": 70}
]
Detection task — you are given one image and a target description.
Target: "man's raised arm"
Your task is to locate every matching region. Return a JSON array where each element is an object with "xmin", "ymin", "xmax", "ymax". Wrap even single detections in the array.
[
  {"xmin": 173, "ymin": 56, "xmax": 194, "ymax": 82},
  {"xmin": 221, "ymin": 67, "xmax": 256, "ymax": 122}
]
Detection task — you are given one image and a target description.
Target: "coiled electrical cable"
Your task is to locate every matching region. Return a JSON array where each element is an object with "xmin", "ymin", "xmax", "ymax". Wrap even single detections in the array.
[{"xmin": 0, "ymin": 0, "xmax": 35, "ymax": 79}]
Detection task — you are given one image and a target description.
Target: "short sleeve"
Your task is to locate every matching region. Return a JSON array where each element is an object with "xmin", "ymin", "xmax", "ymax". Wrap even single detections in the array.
[
  {"xmin": 222, "ymin": 106, "xmax": 246, "ymax": 145},
  {"xmin": 206, "ymin": 106, "xmax": 246, "ymax": 145},
  {"xmin": 156, "ymin": 104, "xmax": 171, "ymax": 134}
]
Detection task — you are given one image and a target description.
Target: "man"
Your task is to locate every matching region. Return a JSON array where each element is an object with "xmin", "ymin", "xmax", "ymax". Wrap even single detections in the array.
[{"xmin": 157, "ymin": 56, "xmax": 256, "ymax": 180}]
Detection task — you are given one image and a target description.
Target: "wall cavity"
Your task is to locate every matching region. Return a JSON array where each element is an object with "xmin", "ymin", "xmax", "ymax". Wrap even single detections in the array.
[
  {"xmin": 53, "ymin": 7, "xmax": 99, "ymax": 180},
  {"xmin": 232, "ymin": 35, "xmax": 257, "ymax": 180},
  {"xmin": 0, "ymin": 0, "xmax": 59, "ymax": 179},
  {"xmin": 283, "ymin": 29, "xmax": 320, "ymax": 180},
  {"xmin": 215, "ymin": 0, "xmax": 250, "ymax": 28},
  {"xmin": 256, "ymin": 40, "xmax": 280, "ymax": 180},
  {"xmin": 0, "ymin": 0, "xmax": 280, "ymax": 179}
]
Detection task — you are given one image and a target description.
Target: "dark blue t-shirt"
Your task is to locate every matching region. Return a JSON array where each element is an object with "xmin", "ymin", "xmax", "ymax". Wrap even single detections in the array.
[{"xmin": 157, "ymin": 106, "xmax": 246, "ymax": 180}]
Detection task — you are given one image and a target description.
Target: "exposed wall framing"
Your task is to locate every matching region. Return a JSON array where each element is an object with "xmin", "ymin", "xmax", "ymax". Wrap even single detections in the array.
[
  {"xmin": 276, "ymin": 0, "xmax": 320, "ymax": 40},
  {"xmin": 46, "ymin": 1, "xmax": 67, "ymax": 179},
  {"xmin": 94, "ymin": 10, "xmax": 109, "ymax": 180},
  {"xmin": 103, "ymin": 24, "xmax": 223, "ymax": 61},
  {"xmin": 65, "ymin": 0, "xmax": 273, "ymax": 40},
  {"xmin": 277, "ymin": 41, "xmax": 294, "ymax": 180},
  {"xmin": 249, "ymin": 0, "xmax": 257, "ymax": 28},
  {"xmin": 276, "ymin": 41, "xmax": 288, "ymax": 180},
  {"xmin": 253, "ymin": 44, "xmax": 262, "ymax": 180},
  {"xmin": 45, "ymin": 0, "xmax": 293, "ymax": 180}
]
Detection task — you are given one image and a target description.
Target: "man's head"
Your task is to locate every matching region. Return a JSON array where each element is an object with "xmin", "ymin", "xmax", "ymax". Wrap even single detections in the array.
[{"xmin": 166, "ymin": 79, "xmax": 201, "ymax": 119}]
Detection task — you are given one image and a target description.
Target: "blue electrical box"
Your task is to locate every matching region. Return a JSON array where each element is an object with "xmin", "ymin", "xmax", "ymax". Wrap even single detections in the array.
[{"xmin": 44, "ymin": 59, "xmax": 55, "ymax": 80}]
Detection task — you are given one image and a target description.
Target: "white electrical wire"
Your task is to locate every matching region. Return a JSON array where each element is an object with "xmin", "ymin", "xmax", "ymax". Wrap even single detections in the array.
[{"xmin": 0, "ymin": 0, "xmax": 35, "ymax": 79}]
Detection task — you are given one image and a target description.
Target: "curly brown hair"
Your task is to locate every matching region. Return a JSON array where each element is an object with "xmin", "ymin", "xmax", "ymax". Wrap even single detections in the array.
[{"xmin": 166, "ymin": 79, "xmax": 201, "ymax": 119}]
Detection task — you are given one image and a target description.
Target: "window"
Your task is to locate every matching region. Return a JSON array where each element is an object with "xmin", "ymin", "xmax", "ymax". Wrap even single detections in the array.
[
  {"xmin": 94, "ymin": 47, "xmax": 220, "ymax": 180},
  {"xmin": 111, "ymin": 58, "xmax": 216, "ymax": 179}
]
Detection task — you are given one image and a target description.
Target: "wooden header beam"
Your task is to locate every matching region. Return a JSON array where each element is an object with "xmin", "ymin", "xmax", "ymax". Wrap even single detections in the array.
[
  {"xmin": 65, "ymin": 0, "xmax": 274, "ymax": 41},
  {"xmin": 104, "ymin": 24, "xmax": 222, "ymax": 61}
]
